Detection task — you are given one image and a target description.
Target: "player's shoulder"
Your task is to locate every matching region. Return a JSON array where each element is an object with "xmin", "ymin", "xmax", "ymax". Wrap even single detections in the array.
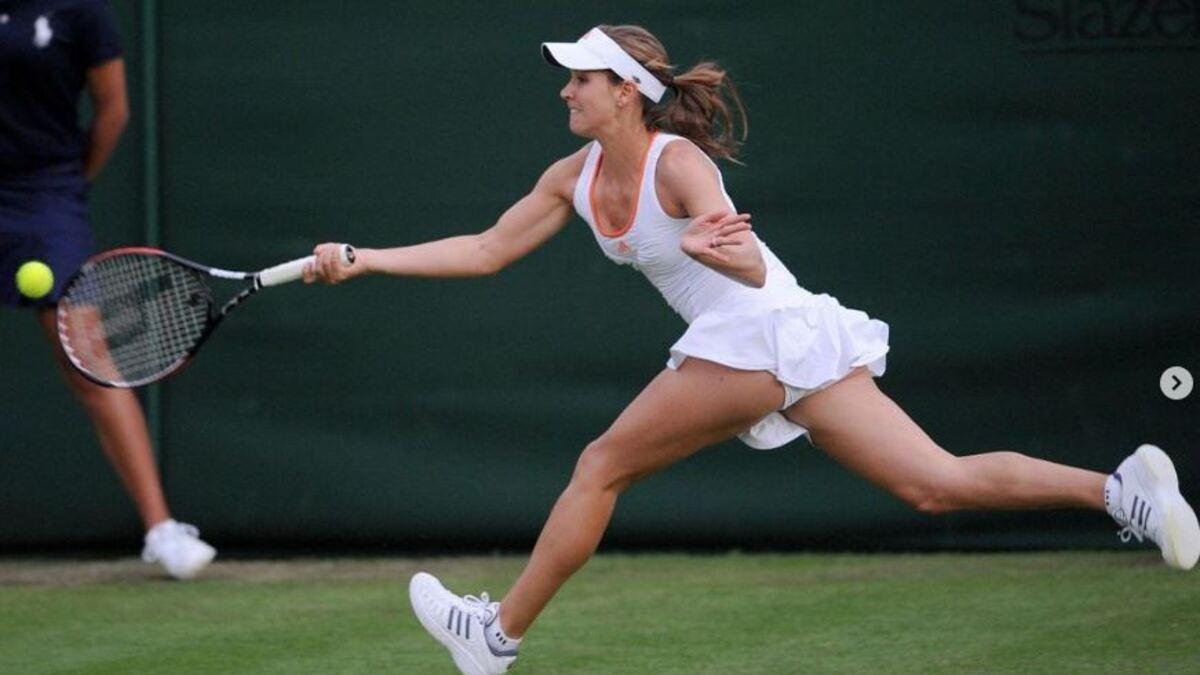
[
  {"xmin": 659, "ymin": 136, "xmax": 712, "ymax": 170},
  {"xmin": 536, "ymin": 143, "xmax": 593, "ymax": 200},
  {"xmin": 546, "ymin": 143, "xmax": 592, "ymax": 178},
  {"xmin": 657, "ymin": 135, "xmax": 718, "ymax": 187}
]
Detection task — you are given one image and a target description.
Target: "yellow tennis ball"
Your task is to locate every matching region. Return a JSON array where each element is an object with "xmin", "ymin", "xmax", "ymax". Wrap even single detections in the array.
[{"xmin": 15, "ymin": 260, "xmax": 55, "ymax": 299}]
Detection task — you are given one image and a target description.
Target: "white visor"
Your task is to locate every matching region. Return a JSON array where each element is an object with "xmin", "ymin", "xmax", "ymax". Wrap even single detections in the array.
[{"xmin": 541, "ymin": 27, "xmax": 667, "ymax": 103}]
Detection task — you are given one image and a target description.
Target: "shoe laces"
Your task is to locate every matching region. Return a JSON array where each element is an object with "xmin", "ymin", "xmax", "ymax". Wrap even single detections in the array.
[
  {"xmin": 462, "ymin": 592, "xmax": 498, "ymax": 625},
  {"xmin": 1113, "ymin": 503, "xmax": 1158, "ymax": 544},
  {"xmin": 1117, "ymin": 525, "xmax": 1141, "ymax": 544},
  {"xmin": 1111, "ymin": 508, "xmax": 1139, "ymax": 543}
]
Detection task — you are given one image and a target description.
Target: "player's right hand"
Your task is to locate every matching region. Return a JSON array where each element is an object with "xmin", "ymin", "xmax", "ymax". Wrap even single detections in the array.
[{"xmin": 304, "ymin": 243, "xmax": 360, "ymax": 285}]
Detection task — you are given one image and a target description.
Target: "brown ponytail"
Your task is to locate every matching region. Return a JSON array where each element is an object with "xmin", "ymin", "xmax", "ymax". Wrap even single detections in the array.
[{"xmin": 599, "ymin": 25, "xmax": 748, "ymax": 163}]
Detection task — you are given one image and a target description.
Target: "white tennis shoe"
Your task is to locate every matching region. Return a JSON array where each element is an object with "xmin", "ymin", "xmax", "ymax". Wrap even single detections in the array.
[
  {"xmin": 141, "ymin": 519, "xmax": 216, "ymax": 579},
  {"xmin": 409, "ymin": 572, "xmax": 519, "ymax": 675},
  {"xmin": 1107, "ymin": 445, "xmax": 1200, "ymax": 570}
]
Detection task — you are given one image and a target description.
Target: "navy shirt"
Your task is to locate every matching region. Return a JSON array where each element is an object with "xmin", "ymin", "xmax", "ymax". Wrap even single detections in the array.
[{"xmin": 0, "ymin": 0, "xmax": 122, "ymax": 173}]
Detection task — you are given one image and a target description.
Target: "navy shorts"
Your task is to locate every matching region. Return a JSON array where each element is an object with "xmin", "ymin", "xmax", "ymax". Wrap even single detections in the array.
[{"xmin": 0, "ymin": 169, "xmax": 96, "ymax": 309}]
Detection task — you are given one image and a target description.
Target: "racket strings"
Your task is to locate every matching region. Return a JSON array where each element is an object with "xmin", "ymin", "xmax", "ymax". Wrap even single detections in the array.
[{"xmin": 59, "ymin": 254, "xmax": 213, "ymax": 386}]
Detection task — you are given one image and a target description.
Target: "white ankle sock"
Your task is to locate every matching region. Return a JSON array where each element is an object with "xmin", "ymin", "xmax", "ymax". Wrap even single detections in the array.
[
  {"xmin": 1104, "ymin": 473, "xmax": 1122, "ymax": 518},
  {"xmin": 484, "ymin": 607, "xmax": 521, "ymax": 656}
]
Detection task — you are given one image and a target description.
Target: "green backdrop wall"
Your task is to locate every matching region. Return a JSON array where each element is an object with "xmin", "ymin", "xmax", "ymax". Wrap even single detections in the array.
[{"xmin": 2, "ymin": 1, "xmax": 1197, "ymax": 551}]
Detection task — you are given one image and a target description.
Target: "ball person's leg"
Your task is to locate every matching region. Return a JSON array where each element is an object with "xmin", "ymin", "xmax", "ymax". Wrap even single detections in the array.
[
  {"xmin": 784, "ymin": 368, "xmax": 1106, "ymax": 514},
  {"xmin": 500, "ymin": 358, "xmax": 787, "ymax": 637},
  {"xmin": 37, "ymin": 307, "xmax": 171, "ymax": 528}
]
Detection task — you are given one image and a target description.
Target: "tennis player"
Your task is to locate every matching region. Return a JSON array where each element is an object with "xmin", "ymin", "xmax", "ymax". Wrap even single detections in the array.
[
  {"xmin": 306, "ymin": 25, "xmax": 1198, "ymax": 674},
  {"xmin": 0, "ymin": 0, "xmax": 213, "ymax": 578}
]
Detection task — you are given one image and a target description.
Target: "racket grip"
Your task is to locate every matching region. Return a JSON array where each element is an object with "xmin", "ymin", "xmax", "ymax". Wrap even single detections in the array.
[{"xmin": 258, "ymin": 244, "xmax": 355, "ymax": 287}]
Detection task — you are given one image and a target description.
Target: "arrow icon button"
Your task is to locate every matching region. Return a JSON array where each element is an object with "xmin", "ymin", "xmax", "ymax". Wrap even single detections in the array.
[{"xmin": 1160, "ymin": 367, "xmax": 1193, "ymax": 401}]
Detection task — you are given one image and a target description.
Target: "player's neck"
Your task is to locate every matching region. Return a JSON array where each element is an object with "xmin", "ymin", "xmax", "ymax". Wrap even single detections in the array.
[{"xmin": 595, "ymin": 125, "xmax": 655, "ymax": 179}]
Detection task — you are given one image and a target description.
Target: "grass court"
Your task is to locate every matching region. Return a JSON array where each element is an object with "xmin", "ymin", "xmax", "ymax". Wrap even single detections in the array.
[{"xmin": 3, "ymin": 551, "xmax": 1197, "ymax": 674}]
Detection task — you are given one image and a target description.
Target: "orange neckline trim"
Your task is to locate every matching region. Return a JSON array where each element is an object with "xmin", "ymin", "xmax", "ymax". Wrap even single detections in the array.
[{"xmin": 588, "ymin": 131, "xmax": 658, "ymax": 239}]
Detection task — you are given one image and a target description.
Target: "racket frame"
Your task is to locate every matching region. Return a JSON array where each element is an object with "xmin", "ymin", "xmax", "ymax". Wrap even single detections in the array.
[{"xmin": 56, "ymin": 245, "xmax": 351, "ymax": 388}]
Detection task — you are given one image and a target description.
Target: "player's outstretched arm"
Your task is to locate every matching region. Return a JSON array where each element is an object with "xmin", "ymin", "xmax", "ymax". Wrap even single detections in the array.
[{"xmin": 305, "ymin": 150, "xmax": 583, "ymax": 285}]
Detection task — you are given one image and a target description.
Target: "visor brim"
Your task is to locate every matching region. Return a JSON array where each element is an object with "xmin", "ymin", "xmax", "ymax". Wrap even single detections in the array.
[{"xmin": 541, "ymin": 42, "xmax": 608, "ymax": 71}]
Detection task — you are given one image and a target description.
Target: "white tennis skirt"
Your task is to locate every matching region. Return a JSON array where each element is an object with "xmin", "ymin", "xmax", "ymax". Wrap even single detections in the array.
[{"xmin": 666, "ymin": 293, "xmax": 889, "ymax": 449}]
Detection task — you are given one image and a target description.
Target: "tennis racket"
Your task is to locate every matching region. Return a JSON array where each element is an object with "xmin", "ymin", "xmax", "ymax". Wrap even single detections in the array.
[{"xmin": 56, "ymin": 244, "xmax": 354, "ymax": 388}]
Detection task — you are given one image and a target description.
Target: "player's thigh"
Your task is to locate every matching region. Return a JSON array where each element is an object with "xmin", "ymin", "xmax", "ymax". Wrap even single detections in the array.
[
  {"xmin": 782, "ymin": 369, "xmax": 960, "ymax": 499},
  {"xmin": 586, "ymin": 358, "xmax": 784, "ymax": 482}
]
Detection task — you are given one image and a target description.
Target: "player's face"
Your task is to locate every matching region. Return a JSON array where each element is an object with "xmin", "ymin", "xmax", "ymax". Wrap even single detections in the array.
[{"xmin": 560, "ymin": 70, "xmax": 620, "ymax": 138}]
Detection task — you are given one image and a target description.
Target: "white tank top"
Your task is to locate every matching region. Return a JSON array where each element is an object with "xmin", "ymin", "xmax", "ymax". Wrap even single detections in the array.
[{"xmin": 572, "ymin": 132, "xmax": 806, "ymax": 323}]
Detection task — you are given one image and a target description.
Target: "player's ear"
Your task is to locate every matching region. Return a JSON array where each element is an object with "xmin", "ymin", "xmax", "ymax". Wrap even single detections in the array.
[{"xmin": 618, "ymin": 79, "xmax": 638, "ymax": 108}]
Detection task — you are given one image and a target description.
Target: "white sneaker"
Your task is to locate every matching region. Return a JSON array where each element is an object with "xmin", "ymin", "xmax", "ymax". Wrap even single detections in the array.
[
  {"xmin": 409, "ymin": 572, "xmax": 519, "ymax": 675},
  {"xmin": 141, "ymin": 519, "xmax": 216, "ymax": 579},
  {"xmin": 1107, "ymin": 445, "xmax": 1200, "ymax": 570}
]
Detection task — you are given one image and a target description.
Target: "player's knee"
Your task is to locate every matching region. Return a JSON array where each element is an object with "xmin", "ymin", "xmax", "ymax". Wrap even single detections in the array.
[
  {"xmin": 897, "ymin": 462, "xmax": 968, "ymax": 515},
  {"xmin": 573, "ymin": 438, "xmax": 636, "ymax": 493},
  {"xmin": 907, "ymin": 489, "xmax": 954, "ymax": 515}
]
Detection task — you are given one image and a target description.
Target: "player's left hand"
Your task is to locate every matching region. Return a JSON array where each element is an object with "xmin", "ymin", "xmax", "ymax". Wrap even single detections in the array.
[{"xmin": 681, "ymin": 211, "xmax": 752, "ymax": 264}]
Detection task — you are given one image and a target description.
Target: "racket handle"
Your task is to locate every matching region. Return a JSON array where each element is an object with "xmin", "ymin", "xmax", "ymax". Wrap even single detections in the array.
[{"xmin": 258, "ymin": 244, "xmax": 355, "ymax": 287}]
